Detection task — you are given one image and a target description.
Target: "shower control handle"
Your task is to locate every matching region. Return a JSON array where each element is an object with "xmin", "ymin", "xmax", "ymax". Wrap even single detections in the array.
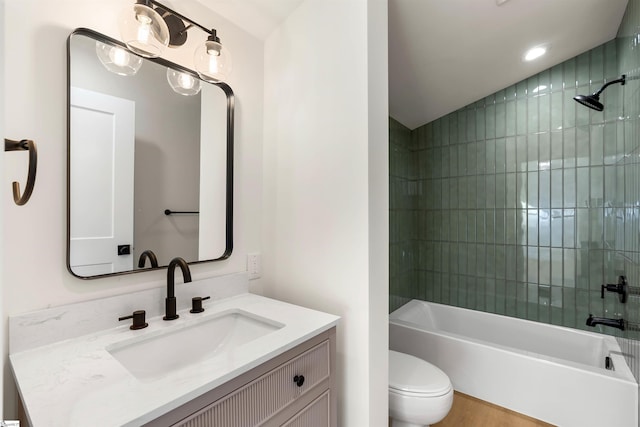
[
  {"xmin": 190, "ymin": 296, "xmax": 210, "ymax": 313},
  {"xmin": 600, "ymin": 275, "xmax": 628, "ymax": 303}
]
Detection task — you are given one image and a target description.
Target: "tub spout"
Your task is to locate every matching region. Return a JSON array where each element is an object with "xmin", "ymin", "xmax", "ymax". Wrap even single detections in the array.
[{"xmin": 586, "ymin": 314, "xmax": 625, "ymax": 331}]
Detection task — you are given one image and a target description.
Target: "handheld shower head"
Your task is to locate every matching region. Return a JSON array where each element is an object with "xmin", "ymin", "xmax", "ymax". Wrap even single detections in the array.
[{"xmin": 573, "ymin": 74, "xmax": 626, "ymax": 111}]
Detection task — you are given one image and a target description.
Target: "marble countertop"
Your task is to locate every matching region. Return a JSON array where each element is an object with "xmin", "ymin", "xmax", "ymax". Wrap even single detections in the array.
[{"xmin": 10, "ymin": 292, "xmax": 339, "ymax": 427}]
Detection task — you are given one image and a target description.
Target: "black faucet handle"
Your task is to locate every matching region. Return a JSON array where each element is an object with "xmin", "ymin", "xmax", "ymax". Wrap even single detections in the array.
[
  {"xmin": 601, "ymin": 275, "xmax": 628, "ymax": 303},
  {"xmin": 190, "ymin": 296, "xmax": 211, "ymax": 313},
  {"xmin": 119, "ymin": 310, "xmax": 148, "ymax": 330}
]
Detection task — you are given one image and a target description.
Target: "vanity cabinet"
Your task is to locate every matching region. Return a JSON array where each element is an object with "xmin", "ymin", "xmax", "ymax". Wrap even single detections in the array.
[{"xmin": 144, "ymin": 327, "xmax": 337, "ymax": 427}]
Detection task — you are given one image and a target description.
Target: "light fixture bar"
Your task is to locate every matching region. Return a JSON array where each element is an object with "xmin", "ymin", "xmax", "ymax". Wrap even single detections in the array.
[
  {"xmin": 121, "ymin": 0, "xmax": 232, "ymax": 82},
  {"xmin": 144, "ymin": 0, "xmax": 215, "ymax": 36}
]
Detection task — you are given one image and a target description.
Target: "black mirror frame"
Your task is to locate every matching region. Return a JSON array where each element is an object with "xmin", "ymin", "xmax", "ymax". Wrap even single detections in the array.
[{"xmin": 66, "ymin": 28, "xmax": 234, "ymax": 279}]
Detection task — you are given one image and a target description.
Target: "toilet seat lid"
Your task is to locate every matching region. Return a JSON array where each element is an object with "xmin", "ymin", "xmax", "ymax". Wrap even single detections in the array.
[{"xmin": 389, "ymin": 350, "xmax": 451, "ymax": 396}]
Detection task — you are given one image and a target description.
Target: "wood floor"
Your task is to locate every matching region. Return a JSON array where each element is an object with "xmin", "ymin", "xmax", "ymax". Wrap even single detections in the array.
[{"xmin": 432, "ymin": 392, "xmax": 555, "ymax": 427}]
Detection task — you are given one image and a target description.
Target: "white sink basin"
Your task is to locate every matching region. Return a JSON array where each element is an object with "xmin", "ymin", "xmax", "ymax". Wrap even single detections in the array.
[{"xmin": 107, "ymin": 309, "xmax": 283, "ymax": 381}]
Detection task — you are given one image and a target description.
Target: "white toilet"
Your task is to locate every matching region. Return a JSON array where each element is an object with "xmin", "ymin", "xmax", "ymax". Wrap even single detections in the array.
[{"xmin": 389, "ymin": 350, "xmax": 454, "ymax": 427}]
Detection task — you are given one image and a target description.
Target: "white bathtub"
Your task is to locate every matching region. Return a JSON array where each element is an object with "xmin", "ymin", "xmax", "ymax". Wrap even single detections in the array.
[{"xmin": 389, "ymin": 299, "xmax": 638, "ymax": 427}]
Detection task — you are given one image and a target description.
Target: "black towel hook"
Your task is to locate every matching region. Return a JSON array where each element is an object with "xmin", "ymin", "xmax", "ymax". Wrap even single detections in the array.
[{"xmin": 4, "ymin": 138, "xmax": 37, "ymax": 206}]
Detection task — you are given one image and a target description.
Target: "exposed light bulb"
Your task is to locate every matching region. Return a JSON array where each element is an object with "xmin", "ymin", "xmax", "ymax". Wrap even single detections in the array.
[
  {"xmin": 137, "ymin": 21, "xmax": 151, "ymax": 45},
  {"xmin": 95, "ymin": 41, "xmax": 142, "ymax": 76},
  {"xmin": 109, "ymin": 47, "xmax": 130, "ymax": 67},
  {"xmin": 194, "ymin": 30, "xmax": 232, "ymax": 82},
  {"xmin": 136, "ymin": 13, "xmax": 152, "ymax": 25},
  {"xmin": 205, "ymin": 39, "xmax": 221, "ymax": 56},
  {"xmin": 203, "ymin": 38, "xmax": 222, "ymax": 75},
  {"xmin": 118, "ymin": 3, "xmax": 169, "ymax": 58},
  {"xmin": 178, "ymin": 72, "xmax": 195, "ymax": 89},
  {"xmin": 166, "ymin": 68, "xmax": 201, "ymax": 96},
  {"xmin": 208, "ymin": 55, "xmax": 220, "ymax": 74}
]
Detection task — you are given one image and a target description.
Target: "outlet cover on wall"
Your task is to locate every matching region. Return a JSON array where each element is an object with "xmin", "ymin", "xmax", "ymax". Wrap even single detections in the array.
[{"xmin": 247, "ymin": 253, "xmax": 262, "ymax": 280}]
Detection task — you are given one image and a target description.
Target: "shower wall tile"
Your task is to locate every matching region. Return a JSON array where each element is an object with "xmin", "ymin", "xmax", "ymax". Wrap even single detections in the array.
[
  {"xmin": 391, "ymin": 6, "xmax": 640, "ymax": 392},
  {"xmin": 389, "ymin": 5, "xmax": 640, "ymax": 341},
  {"xmin": 517, "ymin": 98, "xmax": 528, "ymax": 135},
  {"xmin": 551, "ymin": 92, "xmax": 563, "ymax": 131},
  {"xmin": 516, "ymin": 81, "xmax": 528, "ymax": 98},
  {"xmin": 564, "ymin": 58, "xmax": 577, "ymax": 88},
  {"xmin": 389, "ymin": 118, "xmax": 415, "ymax": 313},
  {"xmin": 550, "ymin": 64, "xmax": 563, "ymax": 92},
  {"xmin": 591, "ymin": 45, "xmax": 605, "ymax": 84},
  {"xmin": 506, "ymin": 102, "xmax": 516, "ymax": 136}
]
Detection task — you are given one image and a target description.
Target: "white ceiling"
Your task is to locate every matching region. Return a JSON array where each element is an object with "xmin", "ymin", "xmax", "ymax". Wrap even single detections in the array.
[
  {"xmin": 198, "ymin": 0, "xmax": 629, "ymax": 130},
  {"xmin": 390, "ymin": 0, "xmax": 628, "ymax": 129},
  {"xmin": 195, "ymin": 0, "xmax": 305, "ymax": 39}
]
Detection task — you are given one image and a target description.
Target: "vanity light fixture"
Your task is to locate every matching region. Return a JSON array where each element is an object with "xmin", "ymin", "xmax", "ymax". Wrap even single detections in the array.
[
  {"xmin": 95, "ymin": 41, "xmax": 143, "ymax": 76},
  {"xmin": 118, "ymin": 0, "xmax": 169, "ymax": 58},
  {"xmin": 166, "ymin": 68, "xmax": 201, "ymax": 96},
  {"xmin": 119, "ymin": 0, "xmax": 232, "ymax": 82},
  {"xmin": 193, "ymin": 29, "xmax": 232, "ymax": 83}
]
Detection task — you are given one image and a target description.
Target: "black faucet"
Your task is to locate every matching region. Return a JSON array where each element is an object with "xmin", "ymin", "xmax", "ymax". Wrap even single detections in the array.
[
  {"xmin": 601, "ymin": 275, "xmax": 628, "ymax": 303},
  {"xmin": 138, "ymin": 250, "xmax": 159, "ymax": 268},
  {"xmin": 586, "ymin": 314, "xmax": 625, "ymax": 331},
  {"xmin": 164, "ymin": 257, "xmax": 192, "ymax": 320}
]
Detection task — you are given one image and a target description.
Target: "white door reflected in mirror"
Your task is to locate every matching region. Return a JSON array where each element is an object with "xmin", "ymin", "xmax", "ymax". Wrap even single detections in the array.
[{"xmin": 70, "ymin": 87, "xmax": 135, "ymax": 276}]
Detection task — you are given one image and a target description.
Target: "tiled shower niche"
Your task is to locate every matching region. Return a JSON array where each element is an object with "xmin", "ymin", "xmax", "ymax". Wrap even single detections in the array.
[{"xmin": 390, "ymin": 3, "xmax": 640, "ymax": 342}]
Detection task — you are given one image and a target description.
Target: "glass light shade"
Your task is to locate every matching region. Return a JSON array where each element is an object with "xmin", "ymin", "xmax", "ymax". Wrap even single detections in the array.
[
  {"xmin": 118, "ymin": 3, "xmax": 169, "ymax": 58},
  {"xmin": 95, "ymin": 41, "xmax": 143, "ymax": 76},
  {"xmin": 194, "ymin": 40, "xmax": 232, "ymax": 82},
  {"xmin": 166, "ymin": 68, "xmax": 201, "ymax": 96}
]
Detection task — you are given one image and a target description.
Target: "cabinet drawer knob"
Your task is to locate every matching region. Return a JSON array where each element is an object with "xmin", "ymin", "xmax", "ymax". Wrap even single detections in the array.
[{"xmin": 293, "ymin": 375, "xmax": 305, "ymax": 387}]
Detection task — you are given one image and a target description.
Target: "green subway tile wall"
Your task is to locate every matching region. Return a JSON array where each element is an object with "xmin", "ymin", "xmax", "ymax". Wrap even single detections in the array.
[
  {"xmin": 389, "ymin": 117, "xmax": 415, "ymax": 311},
  {"xmin": 390, "ymin": 0, "xmax": 640, "ymax": 348},
  {"xmin": 615, "ymin": 0, "xmax": 640, "ymax": 393}
]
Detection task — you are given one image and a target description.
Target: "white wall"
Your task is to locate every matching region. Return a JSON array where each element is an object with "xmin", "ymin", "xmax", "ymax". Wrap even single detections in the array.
[
  {"xmin": 2, "ymin": 0, "xmax": 264, "ymax": 417},
  {"xmin": 367, "ymin": 0, "xmax": 390, "ymax": 422},
  {"xmin": 262, "ymin": 0, "xmax": 388, "ymax": 425}
]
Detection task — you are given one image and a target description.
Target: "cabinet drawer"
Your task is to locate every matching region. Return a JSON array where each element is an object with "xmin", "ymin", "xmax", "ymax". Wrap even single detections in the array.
[
  {"xmin": 174, "ymin": 340, "xmax": 330, "ymax": 427},
  {"xmin": 281, "ymin": 391, "xmax": 330, "ymax": 427}
]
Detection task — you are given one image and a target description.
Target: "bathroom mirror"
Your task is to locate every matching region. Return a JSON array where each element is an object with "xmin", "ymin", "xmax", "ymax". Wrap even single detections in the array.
[{"xmin": 67, "ymin": 28, "xmax": 233, "ymax": 279}]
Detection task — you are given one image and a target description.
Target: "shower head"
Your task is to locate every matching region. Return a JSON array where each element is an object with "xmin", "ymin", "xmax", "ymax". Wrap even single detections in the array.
[
  {"xmin": 573, "ymin": 74, "xmax": 626, "ymax": 111},
  {"xmin": 574, "ymin": 94, "xmax": 604, "ymax": 111}
]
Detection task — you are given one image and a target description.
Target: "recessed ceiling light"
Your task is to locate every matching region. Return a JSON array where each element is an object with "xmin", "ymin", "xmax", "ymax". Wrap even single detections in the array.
[{"xmin": 524, "ymin": 45, "xmax": 548, "ymax": 62}]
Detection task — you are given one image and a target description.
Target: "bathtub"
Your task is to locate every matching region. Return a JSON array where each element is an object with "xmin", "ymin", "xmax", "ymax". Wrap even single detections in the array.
[{"xmin": 390, "ymin": 299, "xmax": 638, "ymax": 427}]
